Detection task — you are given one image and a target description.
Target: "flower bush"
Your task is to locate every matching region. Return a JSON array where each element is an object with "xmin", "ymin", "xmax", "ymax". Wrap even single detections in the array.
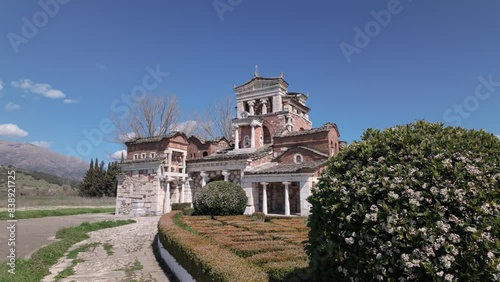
[
  {"xmin": 193, "ymin": 181, "xmax": 248, "ymax": 216},
  {"xmin": 307, "ymin": 121, "xmax": 500, "ymax": 281}
]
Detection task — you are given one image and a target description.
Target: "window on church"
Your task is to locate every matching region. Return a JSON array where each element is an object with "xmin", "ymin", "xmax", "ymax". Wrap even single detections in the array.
[
  {"xmin": 244, "ymin": 136, "xmax": 250, "ymax": 147},
  {"xmin": 294, "ymin": 154, "xmax": 303, "ymax": 164},
  {"xmin": 141, "ymin": 153, "xmax": 146, "ymax": 159},
  {"xmin": 150, "ymin": 152, "xmax": 156, "ymax": 158},
  {"xmin": 203, "ymin": 151, "xmax": 208, "ymax": 157},
  {"xmin": 133, "ymin": 154, "xmax": 138, "ymax": 160}
]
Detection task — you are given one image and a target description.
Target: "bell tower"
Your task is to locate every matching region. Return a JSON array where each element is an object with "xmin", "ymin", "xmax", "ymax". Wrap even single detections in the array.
[{"xmin": 231, "ymin": 69, "xmax": 312, "ymax": 151}]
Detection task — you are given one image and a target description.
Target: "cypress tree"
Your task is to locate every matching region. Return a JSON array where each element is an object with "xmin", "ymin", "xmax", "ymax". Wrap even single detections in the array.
[{"xmin": 79, "ymin": 158, "xmax": 94, "ymax": 196}]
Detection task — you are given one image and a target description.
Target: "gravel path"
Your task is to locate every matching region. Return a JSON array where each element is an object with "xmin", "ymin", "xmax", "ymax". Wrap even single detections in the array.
[{"xmin": 42, "ymin": 215, "xmax": 172, "ymax": 282}]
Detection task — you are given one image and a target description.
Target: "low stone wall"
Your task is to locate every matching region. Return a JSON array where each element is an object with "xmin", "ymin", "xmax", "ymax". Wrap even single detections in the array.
[{"xmin": 156, "ymin": 236, "xmax": 195, "ymax": 282}]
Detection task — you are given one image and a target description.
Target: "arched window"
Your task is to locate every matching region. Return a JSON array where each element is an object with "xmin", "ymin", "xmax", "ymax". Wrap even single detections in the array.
[
  {"xmin": 294, "ymin": 154, "xmax": 303, "ymax": 164},
  {"xmin": 244, "ymin": 136, "xmax": 250, "ymax": 147},
  {"xmin": 202, "ymin": 151, "xmax": 208, "ymax": 157},
  {"xmin": 263, "ymin": 126, "xmax": 272, "ymax": 144}
]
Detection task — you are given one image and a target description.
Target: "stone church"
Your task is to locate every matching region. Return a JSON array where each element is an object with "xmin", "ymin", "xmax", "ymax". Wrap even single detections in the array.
[{"xmin": 115, "ymin": 70, "xmax": 341, "ymax": 216}]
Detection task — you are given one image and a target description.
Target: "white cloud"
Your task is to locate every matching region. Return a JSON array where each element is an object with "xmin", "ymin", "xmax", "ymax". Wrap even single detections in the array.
[
  {"xmin": 111, "ymin": 149, "xmax": 127, "ymax": 160},
  {"xmin": 0, "ymin": 81, "xmax": 3, "ymax": 93},
  {"xmin": 496, "ymin": 135, "xmax": 500, "ymax": 139},
  {"xmin": 63, "ymin": 98, "xmax": 79, "ymax": 104},
  {"xmin": 5, "ymin": 102, "xmax": 21, "ymax": 111},
  {"xmin": 12, "ymin": 79, "xmax": 66, "ymax": 99},
  {"xmin": 0, "ymin": 123, "xmax": 28, "ymax": 137},
  {"xmin": 31, "ymin": 141, "xmax": 53, "ymax": 148}
]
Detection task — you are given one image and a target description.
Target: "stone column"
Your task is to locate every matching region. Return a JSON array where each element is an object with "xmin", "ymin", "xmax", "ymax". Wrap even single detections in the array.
[
  {"xmin": 234, "ymin": 126, "xmax": 240, "ymax": 150},
  {"xmin": 182, "ymin": 152, "xmax": 187, "ymax": 174},
  {"xmin": 167, "ymin": 150, "xmax": 172, "ymax": 173},
  {"xmin": 185, "ymin": 177, "xmax": 193, "ymax": 204},
  {"xmin": 163, "ymin": 180, "xmax": 171, "ymax": 213},
  {"xmin": 283, "ymin": 181, "xmax": 290, "ymax": 216},
  {"xmin": 171, "ymin": 183, "xmax": 179, "ymax": 204},
  {"xmin": 200, "ymin": 171, "xmax": 207, "ymax": 187},
  {"xmin": 248, "ymin": 100, "xmax": 255, "ymax": 115},
  {"xmin": 261, "ymin": 182, "xmax": 268, "ymax": 214},
  {"xmin": 180, "ymin": 177, "xmax": 185, "ymax": 203},
  {"xmin": 222, "ymin": 170, "xmax": 230, "ymax": 181},
  {"xmin": 299, "ymin": 180, "xmax": 311, "ymax": 216},
  {"xmin": 260, "ymin": 99, "xmax": 268, "ymax": 114},
  {"xmin": 250, "ymin": 125, "xmax": 255, "ymax": 148}
]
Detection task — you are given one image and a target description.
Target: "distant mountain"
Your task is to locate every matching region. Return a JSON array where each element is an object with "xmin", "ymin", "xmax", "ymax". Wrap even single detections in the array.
[{"xmin": 0, "ymin": 140, "xmax": 89, "ymax": 181}]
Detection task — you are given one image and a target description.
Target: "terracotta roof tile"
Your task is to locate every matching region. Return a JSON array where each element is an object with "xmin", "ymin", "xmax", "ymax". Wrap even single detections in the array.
[{"xmin": 246, "ymin": 160, "xmax": 327, "ymax": 174}]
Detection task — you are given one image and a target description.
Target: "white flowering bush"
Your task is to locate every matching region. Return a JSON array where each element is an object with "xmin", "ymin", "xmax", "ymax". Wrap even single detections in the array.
[
  {"xmin": 193, "ymin": 181, "xmax": 248, "ymax": 216},
  {"xmin": 307, "ymin": 121, "xmax": 500, "ymax": 281}
]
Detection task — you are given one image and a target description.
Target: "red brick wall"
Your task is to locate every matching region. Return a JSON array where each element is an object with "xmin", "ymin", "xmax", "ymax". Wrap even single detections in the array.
[
  {"xmin": 126, "ymin": 141, "xmax": 167, "ymax": 160},
  {"xmin": 327, "ymin": 128, "xmax": 340, "ymax": 156},
  {"xmin": 273, "ymin": 131, "xmax": 330, "ymax": 155},
  {"xmin": 277, "ymin": 147, "xmax": 327, "ymax": 164}
]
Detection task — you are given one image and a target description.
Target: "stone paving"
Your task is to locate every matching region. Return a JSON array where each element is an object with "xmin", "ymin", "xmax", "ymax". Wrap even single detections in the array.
[{"xmin": 43, "ymin": 216, "xmax": 173, "ymax": 282}]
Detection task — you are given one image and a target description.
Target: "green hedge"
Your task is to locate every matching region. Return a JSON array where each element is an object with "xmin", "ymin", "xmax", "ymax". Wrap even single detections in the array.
[
  {"xmin": 193, "ymin": 181, "xmax": 247, "ymax": 216},
  {"xmin": 157, "ymin": 212, "xmax": 269, "ymax": 282},
  {"xmin": 171, "ymin": 203, "xmax": 192, "ymax": 211}
]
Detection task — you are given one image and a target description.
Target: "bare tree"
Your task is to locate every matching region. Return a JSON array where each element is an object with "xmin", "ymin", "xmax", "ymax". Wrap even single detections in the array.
[
  {"xmin": 195, "ymin": 96, "xmax": 234, "ymax": 141},
  {"xmin": 112, "ymin": 95, "xmax": 180, "ymax": 143}
]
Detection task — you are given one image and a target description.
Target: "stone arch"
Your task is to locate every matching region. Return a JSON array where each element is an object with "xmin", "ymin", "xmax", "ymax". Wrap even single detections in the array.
[{"xmin": 263, "ymin": 126, "xmax": 272, "ymax": 144}]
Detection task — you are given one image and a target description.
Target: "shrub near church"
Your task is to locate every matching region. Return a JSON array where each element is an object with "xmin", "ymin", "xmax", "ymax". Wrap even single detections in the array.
[
  {"xmin": 307, "ymin": 121, "xmax": 500, "ymax": 281},
  {"xmin": 193, "ymin": 181, "xmax": 247, "ymax": 216}
]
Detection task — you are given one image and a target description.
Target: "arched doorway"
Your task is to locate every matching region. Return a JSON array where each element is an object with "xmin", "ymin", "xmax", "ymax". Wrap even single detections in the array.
[{"xmin": 263, "ymin": 126, "xmax": 272, "ymax": 144}]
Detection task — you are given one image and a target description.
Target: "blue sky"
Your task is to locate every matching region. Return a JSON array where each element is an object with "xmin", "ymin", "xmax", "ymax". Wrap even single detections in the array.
[{"xmin": 1, "ymin": 0, "xmax": 499, "ymax": 163}]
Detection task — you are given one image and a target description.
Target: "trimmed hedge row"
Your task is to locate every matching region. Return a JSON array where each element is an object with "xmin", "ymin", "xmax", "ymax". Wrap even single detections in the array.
[
  {"xmin": 171, "ymin": 203, "xmax": 191, "ymax": 211},
  {"xmin": 157, "ymin": 212, "xmax": 269, "ymax": 282},
  {"xmin": 180, "ymin": 215, "xmax": 310, "ymax": 281}
]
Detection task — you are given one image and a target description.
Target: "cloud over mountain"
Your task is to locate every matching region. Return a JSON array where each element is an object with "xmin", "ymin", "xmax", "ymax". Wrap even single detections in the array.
[{"xmin": 0, "ymin": 123, "xmax": 28, "ymax": 137}]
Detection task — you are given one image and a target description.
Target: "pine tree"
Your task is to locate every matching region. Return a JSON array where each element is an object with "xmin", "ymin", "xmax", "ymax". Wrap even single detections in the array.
[
  {"xmin": 79, "ymin": 158, "xmax": 94, "ymax": 197},
  {"xmin": 104, "ymin": 161, "xmax": 120, "ymax": 197}
]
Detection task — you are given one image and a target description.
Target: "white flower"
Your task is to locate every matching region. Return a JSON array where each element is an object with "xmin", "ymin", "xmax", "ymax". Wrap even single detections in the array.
[
  {"xmin": 487, "ymin": 251, "xmax": 494, "ymax": 260},
  {"xmin": 465, "ymin": 226, "xmax": 477, "ymax": 233},
  {"xmin": 444, "ymin": 274, "xmax": 454, "ymax": 281},
  {"xmin": 388, "ymin": 191, "xmax": 399, "ymax": 199},
  {"xmin": 345, "ymin": 237, "xmax": 354, "ymax": 245},
  {"xmin": 436, "ymin": 271, "xmax": 444, "ymax": 277}
]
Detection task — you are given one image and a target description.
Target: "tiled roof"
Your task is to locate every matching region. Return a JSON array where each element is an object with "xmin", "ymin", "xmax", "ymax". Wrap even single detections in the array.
[
  {"xmin": 125, "ymin": 131, "xmax": 186, "ymax": 145},
  {"xmin": 295, "ymin": 146, "xmax": 329, "ymax": 157},
  {"xmin": 234, "ymin": 76, "xmax": 288, "ymax": 90},
  {"xmin": 277, "ymin": 122, "xmax": 339, "ymax": 138},
  {"xmin": 187, "ymin": 146, "xmax": 272, "ymax": 163},
  {"xmin": 246, "ymin": 160, "xmax": 327, "ymax": 175},
  {"xmin": 189, "ymin": 135, "xmax": 229, "ymax": 145}
]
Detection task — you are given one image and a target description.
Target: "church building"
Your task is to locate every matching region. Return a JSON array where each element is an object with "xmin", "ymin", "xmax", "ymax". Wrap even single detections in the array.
[{"xmin": 115, "ymin": 70, "xmax": 341, "ymax": 216}]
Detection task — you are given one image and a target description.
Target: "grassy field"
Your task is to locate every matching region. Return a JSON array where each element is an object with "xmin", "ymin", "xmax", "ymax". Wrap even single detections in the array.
[
  {"xmin": 0, "ymin": 207, "xmax": 116, "ymax": 220},
  {"xmin": 159, "ymin": 213, "xmax": 310, "ymax": 281},
  {"xmin": 0, "ymin": 195, "xmax": 116, "ymax": 210},
  {"xmin": 0, "ymin": 219, "xmax": 135, "ymax": 282}
]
